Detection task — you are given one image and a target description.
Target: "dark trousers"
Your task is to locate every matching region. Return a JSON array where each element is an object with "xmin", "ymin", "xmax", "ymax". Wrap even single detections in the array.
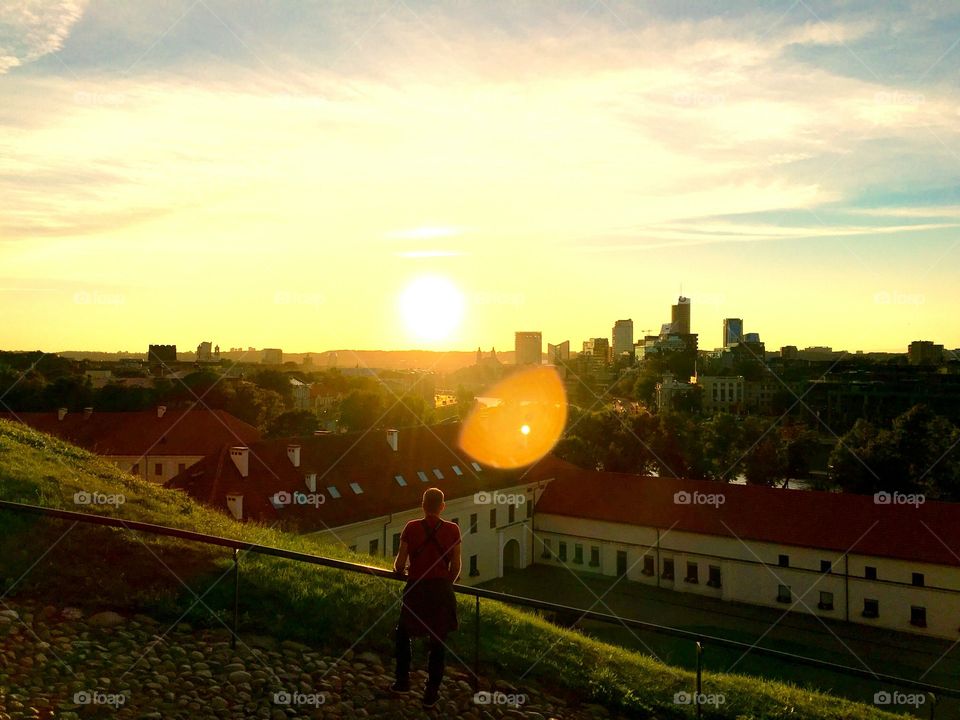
[{"xmin": 395, "ymin": 624, "xmax": 445, "ymax": 687}]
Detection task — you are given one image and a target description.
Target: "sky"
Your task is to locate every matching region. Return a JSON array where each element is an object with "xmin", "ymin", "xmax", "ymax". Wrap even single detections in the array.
[{"xmin": 1, "ymin": 0, "xmax": 959, "ymax": 355}]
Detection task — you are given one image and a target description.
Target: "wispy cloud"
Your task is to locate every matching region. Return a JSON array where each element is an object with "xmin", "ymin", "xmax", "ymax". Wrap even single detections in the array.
[{"xmin": 0, "ymin": 0, "xmax": 88, "ymax": 74}]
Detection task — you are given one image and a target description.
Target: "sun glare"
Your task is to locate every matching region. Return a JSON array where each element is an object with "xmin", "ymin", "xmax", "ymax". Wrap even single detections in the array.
[{"xmin": 399, "ymin": 275, "xmax": 464, "ymax": 342}]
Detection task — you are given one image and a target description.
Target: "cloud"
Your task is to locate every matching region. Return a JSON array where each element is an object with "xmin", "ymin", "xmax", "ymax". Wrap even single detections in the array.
[{"xmin": 0, "ymin": 0, "xmax": 88, "ymax": 73}]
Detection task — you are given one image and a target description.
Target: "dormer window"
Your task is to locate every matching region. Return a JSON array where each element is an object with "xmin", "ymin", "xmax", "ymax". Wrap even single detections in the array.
[
  {"xmin": 432, "ymin": 468, "xmax": 444, "ymax": 479},
  {"xmin": 452, "ymin": 465, "xmax": 463, "ymax": 476},
  {"xmin": 349, "ymin": 482, "xmax": 363, "ymax": 495},
  {"xmin": 395, "ymin": 475, "xmax": 407, "ymax": 487},
  {"xmin": 417, "ymin": 471, "xmax": 429, "ymax": 483},
  {"xmin": 327, "ymin": 486, "xmax": 341, "ymax": 499}
]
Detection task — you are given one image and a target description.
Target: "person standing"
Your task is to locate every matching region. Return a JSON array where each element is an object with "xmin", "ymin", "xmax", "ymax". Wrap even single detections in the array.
[{"xmin": 392, "ymin": 487, "xmax": 462, "ymax": 708}]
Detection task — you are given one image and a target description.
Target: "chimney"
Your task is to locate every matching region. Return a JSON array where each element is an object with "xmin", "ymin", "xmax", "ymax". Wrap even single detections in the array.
[
  {"xmin": 157, "ymin": 405, "xmax": 167, "ymax": 418},
  {"xmin": 229, "ymin": 446, "xmax": 249, "ymax": 477},
  {"xmin": 386, "ymin": 428, "xmax": 399, "ymax": 452},
  {"xmin": 287, "ymin": 444, "xmax": 301, "ymax": 468},
  {"xmin": 83, "ymin": 407, "xmax": 93, "ymax": 419},
  {"xmin": 225, "ymin": 493, "xmax": 243, "ymax": 521},
  {"xmin": 57, "ymin": 408, "xmax": 67, "ymax": 421},
  {"xmin": 305, "ymin": 472, "xmax": 317, "ymax": 493}
]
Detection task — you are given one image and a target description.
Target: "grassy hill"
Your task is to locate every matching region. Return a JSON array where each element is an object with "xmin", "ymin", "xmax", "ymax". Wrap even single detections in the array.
[{"xmin": 0, "ymin": 418, "xmax": 906, "ymax": 719}]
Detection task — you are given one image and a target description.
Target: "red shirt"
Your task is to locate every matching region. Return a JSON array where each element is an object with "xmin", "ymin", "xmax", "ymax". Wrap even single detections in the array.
[{"xmin": 401, "ymin": 516, "xmax": 461, "ymax": 581}]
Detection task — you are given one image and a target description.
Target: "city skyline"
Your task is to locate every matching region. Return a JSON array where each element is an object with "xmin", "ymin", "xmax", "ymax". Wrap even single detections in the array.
[{"xmin": 3, "ymin": 2, "xmax": 960, "ymax": 353}]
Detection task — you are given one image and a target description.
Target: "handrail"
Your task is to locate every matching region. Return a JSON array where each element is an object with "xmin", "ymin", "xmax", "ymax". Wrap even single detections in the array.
[{"xmin": 1, "ymin": 498, "xmax": 958, "ymax": 703}]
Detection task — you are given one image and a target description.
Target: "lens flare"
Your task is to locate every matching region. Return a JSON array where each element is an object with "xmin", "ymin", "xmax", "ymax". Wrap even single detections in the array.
[{"xmin": 458, "ymin": 366, "xmax": 567, "ymax": 469}]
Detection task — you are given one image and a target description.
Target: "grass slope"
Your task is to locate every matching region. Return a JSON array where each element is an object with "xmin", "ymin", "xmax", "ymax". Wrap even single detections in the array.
[{"xmin": 0, "ymin": 419, "xmax": 905, "ymax": 720}]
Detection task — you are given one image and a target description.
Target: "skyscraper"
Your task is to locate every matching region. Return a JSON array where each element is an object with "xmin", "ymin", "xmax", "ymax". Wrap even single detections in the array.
[
  {"xmin": 612, "ymin": 319, "xmax": 634, "ymax": 359},
  {"xmin": 723, "ymin": 318, "xmax": 744, "ymax": 348},
  {"xmin": 548, "ymin": 340, "xmax": 570, "ymax": 362},
  {"xmin": 514, "ymin": 331, "xmax": 542, "ymax": 365},
  {"xmin": 671, "ymin": 296, "xmax": 691, "ymax": 335}
]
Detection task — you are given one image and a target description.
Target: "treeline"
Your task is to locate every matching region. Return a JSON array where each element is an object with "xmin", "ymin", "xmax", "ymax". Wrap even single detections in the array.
[
  {"xmin": 554, "ymin": 403, "xmax": 960, "ymax": 501},
  {"xmin": 554, "ymin": 408, "xmax": 821, "ymax": 486}
]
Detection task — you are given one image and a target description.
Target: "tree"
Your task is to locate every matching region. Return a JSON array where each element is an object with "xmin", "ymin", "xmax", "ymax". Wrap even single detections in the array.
[
  {"xmin": 266, "ymin": 410, "xmax": 320, "ymax": 439},
  {"xmin": 251, "ymin": 370, "xmax": 293, "ymax": 407},
  {"xmin": 383, "ymin": 395, "xmax": 434, "ymax": 428},
  {"xmin": 339, "ymin": 390, "xmax": 383, "ymax": 432}
]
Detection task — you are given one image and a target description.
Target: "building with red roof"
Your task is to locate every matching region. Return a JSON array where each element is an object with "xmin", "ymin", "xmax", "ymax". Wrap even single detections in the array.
[
  {"xmin": 533, "ymin": 461, "xmax": 960, "ymax": 639},
  {"xmin": 0, "ymin": 406, "xmax": 260, "ymax": 483},
  {"xmin": 167, "ymin": 424, "xmax": 561, "ymax": 584}
]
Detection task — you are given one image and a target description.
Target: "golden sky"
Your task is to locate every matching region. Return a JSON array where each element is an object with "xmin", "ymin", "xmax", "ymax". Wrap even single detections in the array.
[{"xmin": 2, "ymin": 1, "xmax": 959, "ymax": 354}]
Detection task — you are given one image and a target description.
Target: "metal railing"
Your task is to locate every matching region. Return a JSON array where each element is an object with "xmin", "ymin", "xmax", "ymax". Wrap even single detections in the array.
[{"xmin": 1, "ymin": 498, "xmax": 957, "ymax": 718}]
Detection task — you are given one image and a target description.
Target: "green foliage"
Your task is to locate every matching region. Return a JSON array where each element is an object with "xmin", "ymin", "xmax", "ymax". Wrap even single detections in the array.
[
  {"xmin": 338, "ymin": 389, "xmax": 384, "ymax": 432},
  {"xmin": 265, "ymin": 410, "xmax": 320, "ymax": 438},
  {"xmin": 829, "ymin": 404, "xmax": 960, "ymax": 499}
]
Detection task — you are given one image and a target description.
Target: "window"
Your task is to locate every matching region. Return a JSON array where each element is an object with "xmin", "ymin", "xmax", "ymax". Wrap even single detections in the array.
[
  {"xmin": 818, "ymin": 591, "xmax": 834, "ymax": 610},
  {"xmin": 508, "ymin": 504, "xmax": 516, "ymax": 523},
  {"xmin": 489, "ymin": 508, "xmax": 497, "ymax": 528},
  {"xmin": 327, "ymin": 486, "xmax": 341, "ymax": 499},
  {"xmin": 820, "ymin": 560, "xmax": 832, "ymax": 573},
  {"xmin": 778, "ymin": 554, "xmax": 789, "ymax": 568},
  {"xmin": 154, "ymin": 463, "xmax": 163, "ymax": 476},
  {"xmin": 912, "ymin": 572, "xmax": 925, "ymax": 587},
  {"xmin": 541, "ymin": 539, "xmax": 552, "ymax": 559},
  {"xmin": 862, "ymin": 599, "xmax": 879, "ymax": 618},
  {"xmin": 661, "ymin": 558, "xmax": 675, "ymax": 581},
  {"xmin": 131, "ymin": 463, "xmax": 139, "ymax": 475},
  {"xmin": 417, "ymin": 471, "xmax": 429, "ymax": 483},
  {"xmin": 776, "ymin": 585, "xmax": 791, "ymax": 603},
  {"xmin": 685, "ymin": 562, "xmax": 699, "ymax": 584},
  {"xmin": 178, "ymin": 463, "xmax": 186, "ymax": 474},
  {"xmin": 707, "ymin": 565, "xmax": 721, "ymax": 588},
  {"xmin": 392, "ymin": 533, "xmax": 401, "ymax": 556},
  {"xmin": 865, "ymin": 566, "xmax": 877, "ymax": 580},
  {"xmin": 574, "ymin": 544, "xmax": 584, "ymax": 564},
  {"xmin": 349, "ymin": 482, "xmax": 363, "ymax": 495},
  {"xmin": 526, "ymin": 500, "xmax": 532, "ymax": 518},
  {"xmin": 394, "ymin": 474, "xmax": 407, "ymax": 487},
  {"xmin": 471, "ymin": 462, "xmax": 482, "ymax": 472},
  {"xmin": 452, "ymin": 465, "xmax": 463, "ymax": 476},
  {"xmin": 642, "ymin": 556, "xmax": 655, "ymax": 576},
  {"xmin": 368, "ymin": 539, "xmax": 379, "ymax": 555},
  {"xmin": 590, "ymin": 546, "xmax": 600, "ymax": 567},
  {"xmin": 469, "ymin": 554, "xmax": 479, "ymax": 577},
  {"xmin": 469, "ymin": 513, "xmax": 478, "ymax": 534},
  {"xmin": 911, "ymin": 606, "xmax": 927, "ymax": 627},
  {"xmin": 432, "ymin": 468, "xmax": 444, "ymax": 479},
  {"xmin": 558, "ymin": 541, "xmax": 567, "ymax": 562}
]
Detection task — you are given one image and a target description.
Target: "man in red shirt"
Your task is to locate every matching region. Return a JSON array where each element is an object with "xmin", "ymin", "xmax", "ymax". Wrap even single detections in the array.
[{"xmin": 392, "ymin": 487, "xmax": 462, "ymax": 708}]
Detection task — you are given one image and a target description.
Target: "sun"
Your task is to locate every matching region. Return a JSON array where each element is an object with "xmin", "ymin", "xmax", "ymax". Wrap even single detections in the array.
[{"xmin": 399, "ymin": 275, "xmax": 465, "ymax": 342}]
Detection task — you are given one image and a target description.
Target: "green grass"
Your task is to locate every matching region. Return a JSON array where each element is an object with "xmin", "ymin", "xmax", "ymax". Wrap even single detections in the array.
[{"xmin": 0, "ymin": 418, "xmax": 908, "ymax": 719}]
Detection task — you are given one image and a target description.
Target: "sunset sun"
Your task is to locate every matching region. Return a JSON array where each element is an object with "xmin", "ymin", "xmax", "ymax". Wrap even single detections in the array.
[{"xmin": 398, "ymin": 275, "xmax": 464, "ymax": 342}]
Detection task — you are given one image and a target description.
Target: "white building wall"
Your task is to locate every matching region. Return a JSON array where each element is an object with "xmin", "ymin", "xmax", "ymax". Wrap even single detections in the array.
[{"xmin": 534, "ymin": 513, "xmax": 960, "ymax": 639}]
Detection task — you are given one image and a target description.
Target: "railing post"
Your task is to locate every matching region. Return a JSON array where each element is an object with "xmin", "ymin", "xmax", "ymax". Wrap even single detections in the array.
[
  {"xmin": 473, "ymin": 595, "xmax": 480, "ymax": 693},
  {"xmin": 695, "ymin": 641, "xmax": 703, "ymax": 720},
  {"xmin": 232, "ymin": 547, "xmax": 240, "ymax": 649}
]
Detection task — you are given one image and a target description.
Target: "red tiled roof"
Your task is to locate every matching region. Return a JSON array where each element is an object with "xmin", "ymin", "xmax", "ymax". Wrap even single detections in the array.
[
  {"xmin": 0, "ymin": 409, "xmax": 260, "ymax": 458},
  {"xmin": 167, "ymin": 424, "xmax": 560, "ymax": 530},
  {"xmin": 536, "ymin": 461, "xmax": 960, "ymax": 567}
]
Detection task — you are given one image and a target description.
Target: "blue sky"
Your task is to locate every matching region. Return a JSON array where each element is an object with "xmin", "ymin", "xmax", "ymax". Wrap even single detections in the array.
[{"xmin": 1, "ymin": 1, "xmax": 959, "ymax": 353}]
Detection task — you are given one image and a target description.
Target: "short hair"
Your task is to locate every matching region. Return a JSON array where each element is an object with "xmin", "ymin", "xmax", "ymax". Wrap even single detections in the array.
[{"xmin": 422, "ymin": 488, "xmax": 444, "ymax": 514}]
